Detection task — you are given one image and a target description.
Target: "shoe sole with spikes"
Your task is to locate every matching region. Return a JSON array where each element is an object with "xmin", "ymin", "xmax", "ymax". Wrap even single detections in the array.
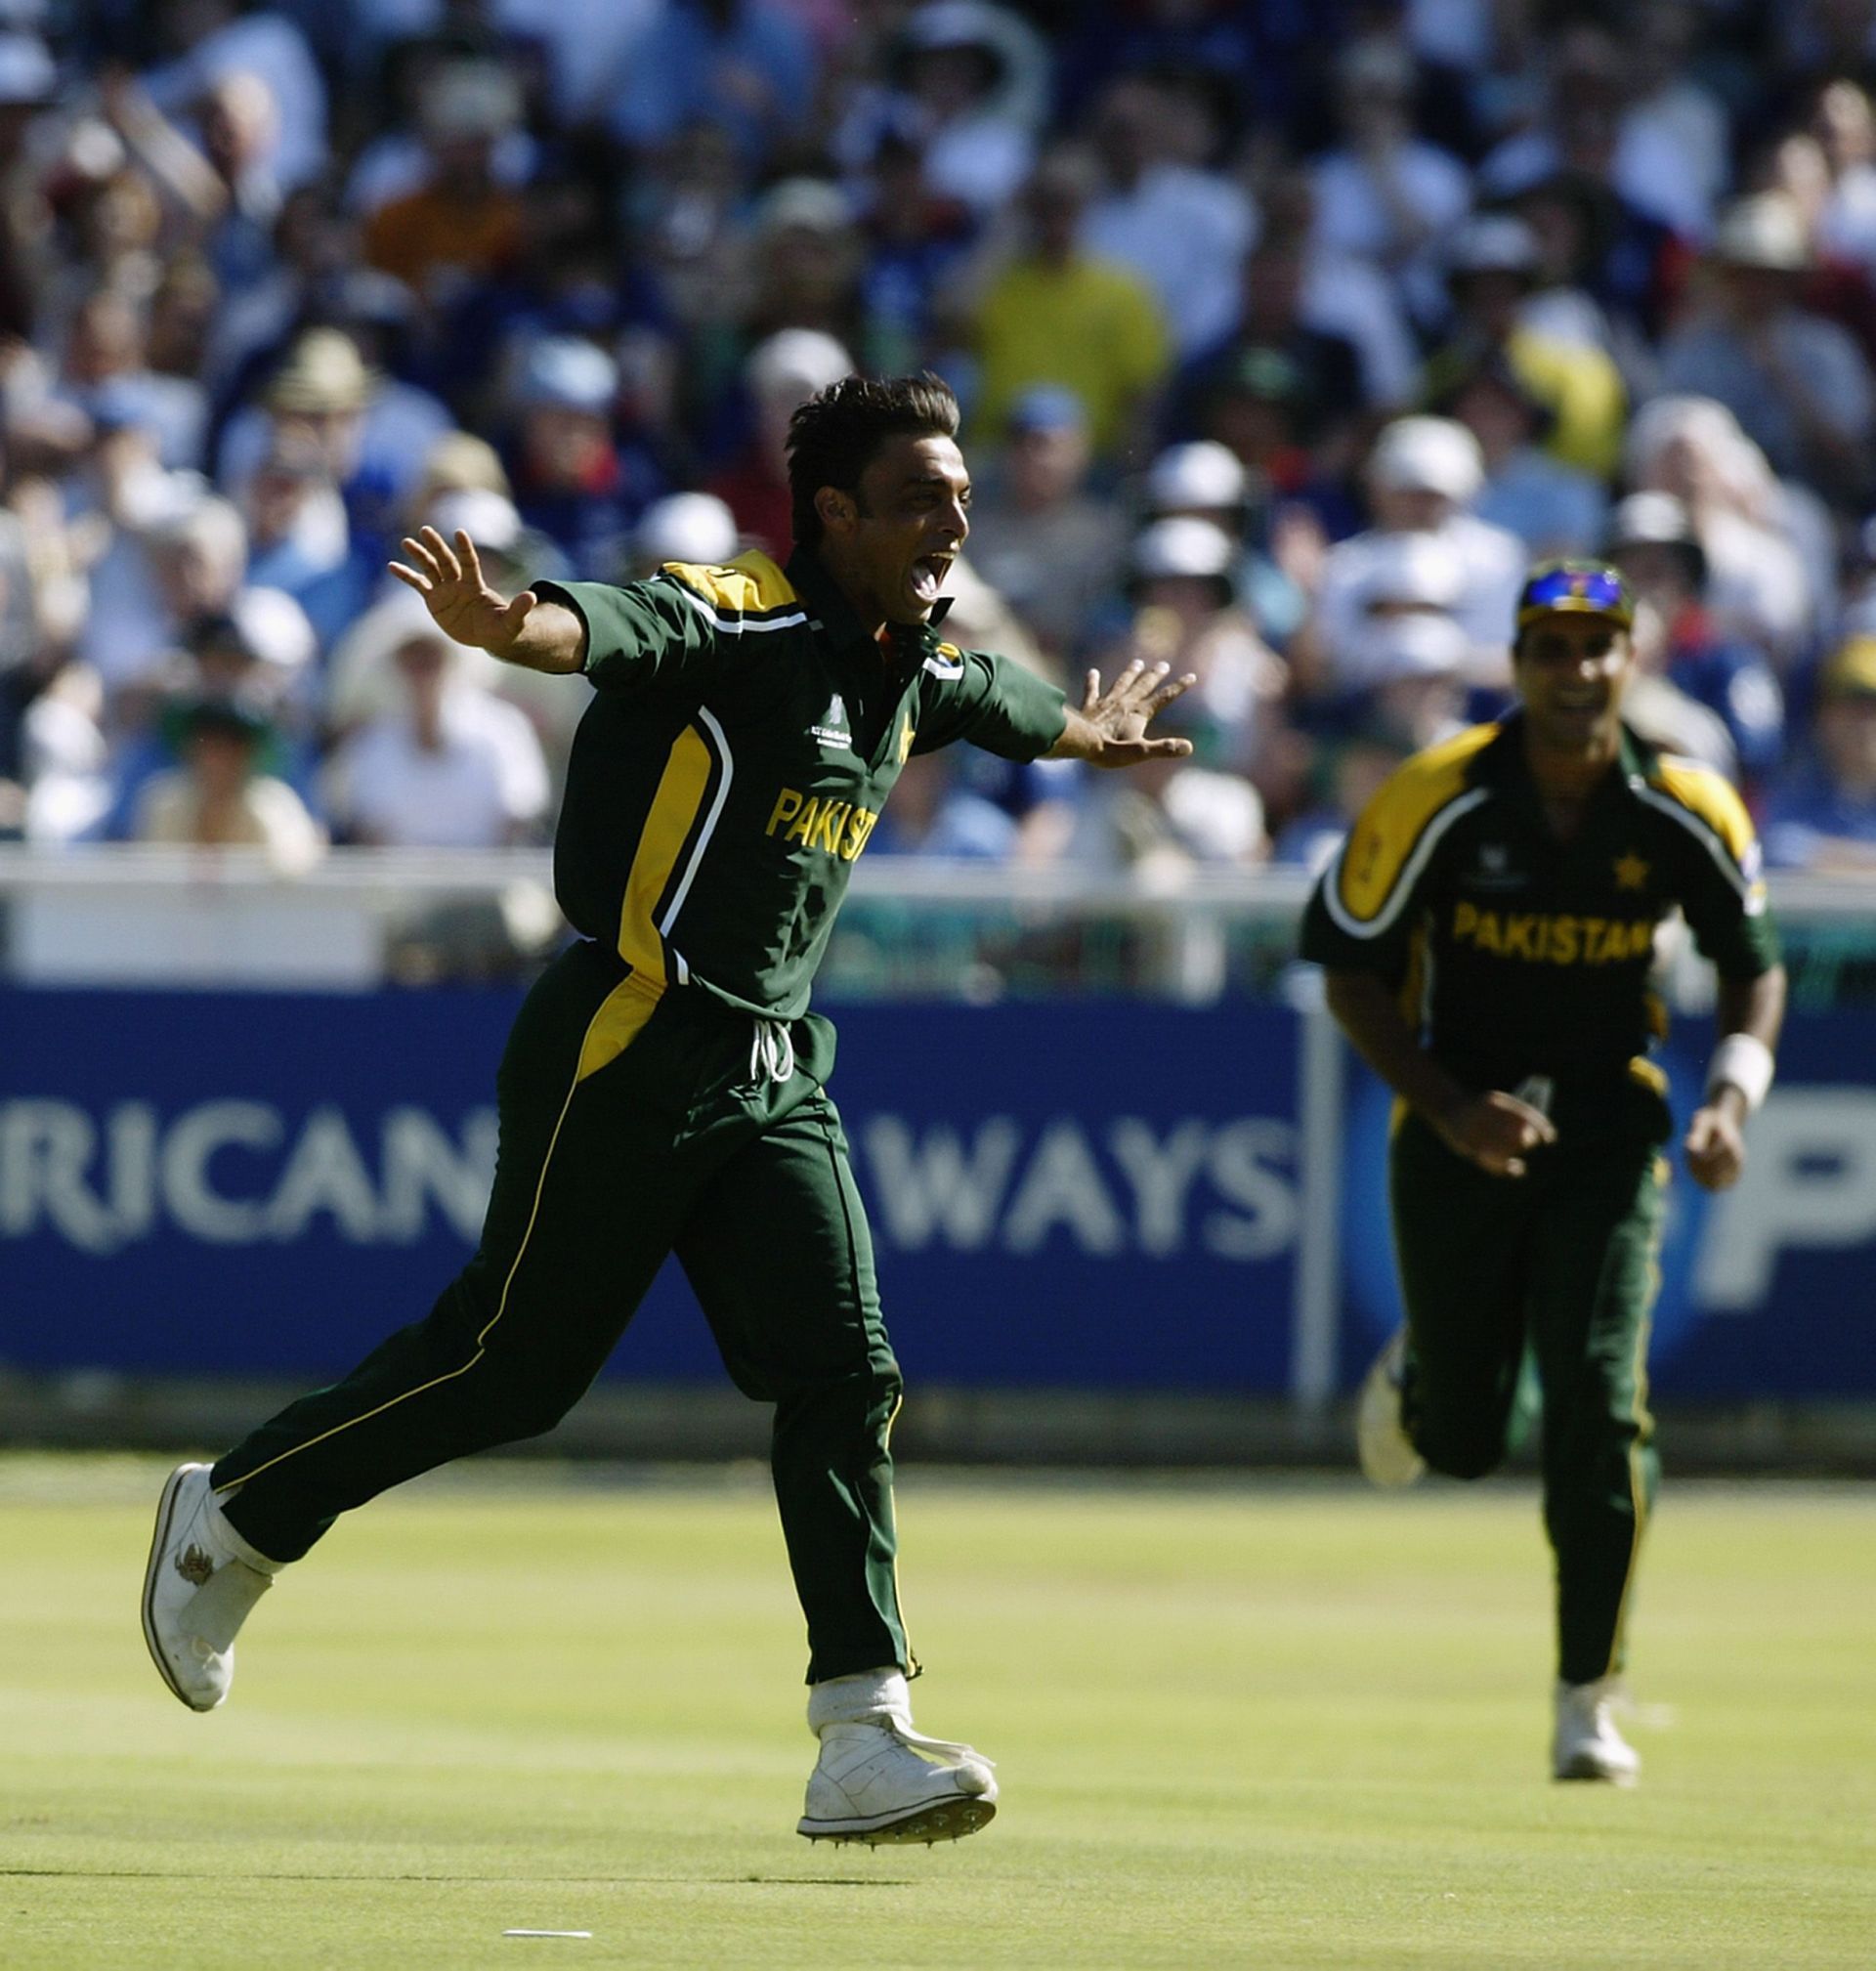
[{"xmin": 798, "ymin": 1797, "xmax": 997, "ymax": 1846}]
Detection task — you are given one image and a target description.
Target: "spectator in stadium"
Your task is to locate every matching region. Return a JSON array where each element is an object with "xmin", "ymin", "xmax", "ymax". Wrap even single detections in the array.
[
  {"xmin": 962, "ymin": 384, "xmax": 1124, "ymax": 661},
  {"xmin": 82, "ymin": 489, "xmax": 315, "ymax": 708},
  {"xmin": 1079, "ymin": 71, "xmax": 1258, "ymax": 361},
  {"xmin": 1658, "ymin": 192, "xmax": 1875, "ymax": 501},
  {"xmin": 1603, "ymin": 491, "xmax": 1784, "ymax": 794},
  {"xmin": 1309, "ymin": 36, "xmax": 1471, "ymax": 329},
  {"xmin": 707, "ymin": 326, "xmax": 854, "ymax": 557},
  {"xmin": 140, "ymin": 0, "xmax": 328, "ymax": 194},
  {"xmin": 56, "ymin": 284, "xmax": 207, "ymax": 473},
  {"xmin": 605, "ymin": 0, "xmax": 819, "ymax": 174},
  {"xmin": 218, "ymin": 324, "xmax": 454, "ymax": 568},
  {"xmin": 130, "ymin": 690, "xmax": 324, "ymax": 870},
  {"xmin": 836, "ymin": 1, "xmax": 1047, "ymax": 221},
  {"xmin": 1423, "ymin": 213, "xmax": 1627, "ymax": 481},
  {"xmin": 1136, "ymin": 435, "xmax": 1313, "ymax": 651},
  {"xmin": 237, "ymin": 438, "xmax": 373, "ymax": 649},
  {"xmin": 968, "ymin": 145, "xmax": 1171, "ymax": 464},
  {"xmin": 322, "ymin": 621, "xmax": 549, "ymax": 849},
  {"xmin": 1098, "ymin": 513, "xmax": 1285, "ymax": 780},
  {"xmin": 1441, "ymin": 354, "xmax": 1606, "ymax": 558},
  {"xmin": 1478, "ymin": 22, "xmax": 1701, "ymax": 242},
  {"xmin": 362, "ymin": 61, "xmax": 525, "ymax": 304},
  {"xmin": 1762, "ymin": 635, "xmax": 1876, "ymax": 872},
  {"xmin": 1623, "ymin": 395, "xmax": 1820, "ymax": 663},
  {"xmin": 502, "ymin": 336, "xmax": 640, "ymax": 580},
  {"xmin": 1304, "ymin": 416, "xmax": 1525, "ymax": 697}
]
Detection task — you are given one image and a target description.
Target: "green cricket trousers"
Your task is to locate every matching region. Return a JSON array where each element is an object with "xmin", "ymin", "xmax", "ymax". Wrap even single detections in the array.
[
  {"xmin": 1389, "ymin": 1111, "xmax": 1664, "ymax": 1686},
  {"xmin": 211, "ymin": 939, "xmax": 910, "ymax": 1685}
]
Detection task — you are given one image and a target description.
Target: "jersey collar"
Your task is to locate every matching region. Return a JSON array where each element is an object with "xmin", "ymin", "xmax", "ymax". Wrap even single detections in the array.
[{"xmin": 786, "ymin": 544, "xmax": 955, "ymax": 664}]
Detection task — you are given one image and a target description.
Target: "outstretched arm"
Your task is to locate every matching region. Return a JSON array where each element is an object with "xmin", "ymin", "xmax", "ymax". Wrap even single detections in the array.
[
  {"xmin": 1045, "ymin": 659, "xmax": 1197, "ymax": 768},
  {"xmin": 388, "ymin": 527, "xmax": 587, "ymax": 674}
]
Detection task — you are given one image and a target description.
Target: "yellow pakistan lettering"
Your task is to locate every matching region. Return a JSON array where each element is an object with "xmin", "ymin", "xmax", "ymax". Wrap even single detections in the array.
[
  {"xmin": 1551, "ymin": 917, "xmax": 1579, "ymax": 964},
  {"xmin": 1503, "ymin": 914, "xmax": 1536, "ymax": 958},
  {"xmin": 785, "ymin": 797, "xmax": 821, "ymax": 844},
  {"xmin": 841, "ymin": 808, "xmax": 877, "ymax": 861},
  {"xmin": 812, "ymin": 801, "xmax": 848, "ymax": 853},
  {"xmin": 1453, "ymin": 900, "xmax": 1477, "ymax": 940},
  {"xmin": 1583, "ymin": 918, "xmax": 1608, "ymax": 963},
  {"xmin": 1630, "ymin": 920, "xmax": 1655, "ymax": 959},
  {"xmin": 1473, "ymin": 908, "xmax": 1502, "ymax": 954},
  {"xmin": 766, "ymin": 788, "xmax": 803, "ymax": 836}
]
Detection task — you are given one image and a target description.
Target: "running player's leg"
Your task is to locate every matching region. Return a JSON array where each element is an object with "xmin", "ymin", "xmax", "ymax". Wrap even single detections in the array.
[
  {"xmin": 1527, "ymin": 1151, "xmax": 1665, "ymax": 1686},
  {"xmin": 675, "ymin": 1083, "xmax": 997, "ymax": 1844},
  {"xmin": 210, "ymin": 947, "xmax": 683, "ymax": 1563},
  {"xmin": 1389, "ymin": 1113, "xmax": 1537, "ymax": 1478},
  {"xmin": 675, "ymin": 1087, "xmax": 906, "ymax": 1683}
]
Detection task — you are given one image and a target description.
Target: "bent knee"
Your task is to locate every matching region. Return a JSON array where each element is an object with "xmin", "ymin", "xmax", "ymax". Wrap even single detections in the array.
[{"xmin": 1415, "ymin": 1424, "xmax": 1506, "ymax": 1481}]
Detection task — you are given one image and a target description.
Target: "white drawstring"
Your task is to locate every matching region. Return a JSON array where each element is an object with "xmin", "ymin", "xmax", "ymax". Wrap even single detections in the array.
[{"xmin": 747, "ymin": 1017, "xmax": 796, "ymax": 1087}]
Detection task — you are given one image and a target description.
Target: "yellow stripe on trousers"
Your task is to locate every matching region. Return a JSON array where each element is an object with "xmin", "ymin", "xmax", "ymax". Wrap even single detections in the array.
[{"xmin": 215, "ymin": 975, "xmax": 661, "ymax": 1497}]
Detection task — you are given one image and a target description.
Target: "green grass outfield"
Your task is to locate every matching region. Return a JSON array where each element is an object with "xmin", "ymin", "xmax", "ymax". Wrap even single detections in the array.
[{"xmin": 3, "ymin": 1455, "xmax": 1871, "ymax": 1970}]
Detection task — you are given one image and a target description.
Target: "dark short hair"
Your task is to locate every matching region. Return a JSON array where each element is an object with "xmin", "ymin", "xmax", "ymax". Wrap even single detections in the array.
[{"xmin": 787, "ymin": 371, "xmax": 960, "ymax": 549}]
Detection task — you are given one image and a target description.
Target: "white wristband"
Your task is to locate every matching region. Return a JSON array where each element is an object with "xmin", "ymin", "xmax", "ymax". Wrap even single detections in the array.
[{"xmin": 1706, "ymin": 1033, "xmax": 1774, "ymax": 1114}]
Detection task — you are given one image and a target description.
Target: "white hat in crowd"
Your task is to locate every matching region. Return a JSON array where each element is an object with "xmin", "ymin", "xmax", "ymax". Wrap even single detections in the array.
[
  {"xmin": 427, "ymin": 488, "xmax": 525, "ymax": 555},
  {"xmin": 636, "ymin": 493, "xmax": 741, "ymax": 568},
  {"xmin": 1129, "ymin": 514, "xmax": 1237, "ymax": 584},
  {"xmin": 1367, "ymin": 415, "xmax": 1484, "ymax": 503},
  {"xmin": 516, "ymin": 337, "xmax": 618, "ymax": 415},
  {"xmin": 746, "ymin": 328, "xmax": 853, "ymax": 407},
  {"xmin": 1145, "ymin": 441, "xmax": 1246, "ymax": 515},
  {"xmin": 1361, "ymin": 612, "xmax": 1469, "ymax": 684},
  {"xmin": 1357, "ymin": 530, "xmax": 1469, "ymax": 612},
  {"xmin": 1711, "ymin": 192, "xmax": 1810, "ymax": 273}
]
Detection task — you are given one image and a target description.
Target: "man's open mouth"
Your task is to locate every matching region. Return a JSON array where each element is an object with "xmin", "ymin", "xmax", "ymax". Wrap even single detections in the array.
[{"xmin": 909, "ymin": 554, "xmax": 953, "ymax": 604}]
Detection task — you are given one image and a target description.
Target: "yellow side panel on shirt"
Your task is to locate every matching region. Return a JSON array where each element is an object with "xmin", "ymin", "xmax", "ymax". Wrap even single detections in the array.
[
  {"xmin": 618, "ymin": 724, "xmax": 713, "ymax": 979},
  {"xmin": 662, "ymin": 551, "xmax": 798, "ymax": 617},
  {"xmin": 1336, "ymin": 723, "xmax": 1498, "ymax": 924},
  {"xmin": 1648, "ymin": 755, "xmax": 1756, "ymax": 868}
]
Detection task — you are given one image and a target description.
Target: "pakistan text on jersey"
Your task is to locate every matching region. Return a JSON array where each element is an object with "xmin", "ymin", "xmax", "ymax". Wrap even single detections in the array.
[
  {"xmin": 1451, "ymin": 901, "xmax": 1657, "ymax": 964},
  {"xmin": 765, "ymin": 787, "xmax": 880, "ymax": 860}
]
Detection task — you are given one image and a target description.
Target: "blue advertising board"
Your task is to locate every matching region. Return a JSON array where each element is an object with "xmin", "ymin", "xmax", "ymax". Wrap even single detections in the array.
[
  {"xmin": 3, "ymin": 986, "xmax": 1873, "ymax": 1396},
  {"xmin": 0, "ymin": 989, "xmax": 1300, "ymax": 1393}
]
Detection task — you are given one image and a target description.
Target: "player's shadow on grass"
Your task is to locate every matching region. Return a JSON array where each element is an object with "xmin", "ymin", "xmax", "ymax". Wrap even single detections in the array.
[{"xmin": 1, "ymin": 1868, "xmax": 915, "ymax": 1888}]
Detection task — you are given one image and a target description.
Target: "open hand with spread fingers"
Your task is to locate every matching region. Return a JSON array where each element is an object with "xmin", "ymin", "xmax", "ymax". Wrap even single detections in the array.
[
  {"xmin": 1048, "ymin": 658, "xmax": 1198, "ymax": 768},
  {"xmin": 389, "ymin": 525, "xmax": 542, "ymax": 659}
]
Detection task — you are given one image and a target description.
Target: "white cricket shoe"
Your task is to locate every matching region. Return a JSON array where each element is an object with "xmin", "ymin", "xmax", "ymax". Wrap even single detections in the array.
[
  {"xmin": 1356, "ymin": 1328, "xmax": 1425, "ymax": 1487},
  {"xmin": 797, "ymin": 1668, "xmax": 997, "ymax": 1846},
  {"xmin": 1552, "ymin": 1677, "xmax": 1641, "ymax": 1786},
  {"xmin": 142, "ymin": 1462, "xmax": 277, "ymax": 1712}
]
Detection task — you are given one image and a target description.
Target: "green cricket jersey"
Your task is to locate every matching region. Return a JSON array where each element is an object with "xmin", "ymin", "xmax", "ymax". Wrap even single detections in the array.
[
  {"xmin": 1300, "ymin": 715, "xmax": 1779, "ymax": 1137},
  {"xmin": 535, "ymin": 547, "xmax": 1068, "ymax": 1019}
]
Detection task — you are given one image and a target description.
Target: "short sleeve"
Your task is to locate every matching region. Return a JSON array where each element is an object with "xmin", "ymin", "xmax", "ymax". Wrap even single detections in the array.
[
  {"xmin": 535, "ymin": 575, "xmax": 719, "ymax": 695},
  {"xmin": 1298, "ymin": 727, "xmax": 1498, "ymax": 981},
  {"xmin": 912, "ymin": 646, "xmax": 1067, "ymax": 761},
  {"xmin": 1646, "ymin": 759, "xmax": 1781, "ymax": 980}
]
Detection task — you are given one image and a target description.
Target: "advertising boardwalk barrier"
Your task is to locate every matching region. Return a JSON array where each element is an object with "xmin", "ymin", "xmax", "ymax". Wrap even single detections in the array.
[{"xmin": 2, "ymin": 985, "xmax": 1873, "ymax": 1398}]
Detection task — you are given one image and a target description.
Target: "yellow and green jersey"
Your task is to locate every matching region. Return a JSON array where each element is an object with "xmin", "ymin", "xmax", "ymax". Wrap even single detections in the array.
[
  {"xmin": 537, "ymin": 547, "xmax": 1067, "ymax": 1019},
  {"xmin": 1300, "ymin": 716, "xmax": 1779, "ymax": 1136}
]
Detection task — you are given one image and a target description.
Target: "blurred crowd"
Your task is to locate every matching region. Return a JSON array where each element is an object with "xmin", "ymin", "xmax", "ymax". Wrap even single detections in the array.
[{"xmin": 9, "ymin": 0, "xmax": 1876, "ymax": 897}]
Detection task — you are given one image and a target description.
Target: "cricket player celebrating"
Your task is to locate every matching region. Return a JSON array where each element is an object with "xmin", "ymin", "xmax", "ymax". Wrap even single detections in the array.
[
  {"xmin": 1300, "ymin": 560, "xmax": 1784, "ymax": 1785},
  {"xmin": 143, "ymin": 373, "xmax": 1193, "ymax": 1846}
]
